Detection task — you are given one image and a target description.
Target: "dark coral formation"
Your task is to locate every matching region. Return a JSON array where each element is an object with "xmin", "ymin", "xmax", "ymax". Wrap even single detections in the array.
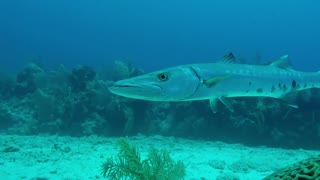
[
  {"xmin": 13, "ymin": 63, "xmax": 43, "ymax": 96},
  {"xmin": 0, "ymin": 60, "xmax": 320, "ymax": 149},
  {"xmin": 68, "ymin": 65, "xmax": 96, "ymax": 92},
  {"xmin": 264, "ymin": 155, "xmax": 320, "ymax": 180}
]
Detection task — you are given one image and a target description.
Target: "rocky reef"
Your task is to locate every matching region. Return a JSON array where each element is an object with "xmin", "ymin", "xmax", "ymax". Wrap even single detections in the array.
[
  {"xmin": 0, "ymin": 61, "xmax": 319, "ymax": 149},
  {"xmin": 264, "ymin": 155, "xmax": 320, "ymax": 179}
]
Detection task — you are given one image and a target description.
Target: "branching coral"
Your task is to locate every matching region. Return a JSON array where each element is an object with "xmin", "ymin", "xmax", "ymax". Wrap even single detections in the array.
[{"xmin": 101, "ymin": 138, "xmax": 185, "ymax": 180}]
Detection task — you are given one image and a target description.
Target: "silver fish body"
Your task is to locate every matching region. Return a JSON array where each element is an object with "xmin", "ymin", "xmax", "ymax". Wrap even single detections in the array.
[
  {"xmin": 188, "ymin": 62, "xmax": 319, "ymax": 99},
  {"xmin": 108, "ymin": 53, "xmax": 320, "ymax": 111}
]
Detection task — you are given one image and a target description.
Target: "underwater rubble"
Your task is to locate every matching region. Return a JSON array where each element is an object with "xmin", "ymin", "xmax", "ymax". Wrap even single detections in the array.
[{"xmin": 0, "ymin": 61, "xmax": 319, "ymax": 149}]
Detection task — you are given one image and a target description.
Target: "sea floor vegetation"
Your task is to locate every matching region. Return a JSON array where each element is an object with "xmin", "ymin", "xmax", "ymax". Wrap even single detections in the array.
[{"xmin": 101, "ymin": 138, "xmax": 185, "ymax": 180}]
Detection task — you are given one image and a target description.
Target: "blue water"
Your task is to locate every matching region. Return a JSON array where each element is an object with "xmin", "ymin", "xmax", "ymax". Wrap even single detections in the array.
[
  {"xmin": 1, "ymin": 2, "xmax": 320, "ymax": 178},
  {"xmin": 1, "ymin": 0, "xmax": 319, "ymax": 72}
]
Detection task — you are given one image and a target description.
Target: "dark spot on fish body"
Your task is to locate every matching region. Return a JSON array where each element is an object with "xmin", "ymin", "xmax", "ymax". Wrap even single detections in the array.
[
  {"xmin": 278, "ymin": 83, "xmax": 282, "ymax": 89},
  {"xmin": 256, "ymin": 88, "xmax": 263, "ymax": 93},
  {"xmin": 248, "ymin": 82, "xmax": 252, "ymax": 86},
  {"xmin": 246, "ymin": 90, "xmax": 249, "ymax": 93},
  {"xmin": 283, "ymin": 85, "xmax": 287, "ymax": 91},
  {"xmin": 271, "ymin": 85, "xmax": 276, "ymax": 93},
  {"xmin": 291, "ymin": 80, "xmax": 296, "ymax": 89}
]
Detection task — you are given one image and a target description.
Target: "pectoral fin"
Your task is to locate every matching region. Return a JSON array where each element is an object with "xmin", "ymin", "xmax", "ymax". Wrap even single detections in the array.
[{"xmin": 203, "ymin": 74, "xmax": 231, "ymax": 87}]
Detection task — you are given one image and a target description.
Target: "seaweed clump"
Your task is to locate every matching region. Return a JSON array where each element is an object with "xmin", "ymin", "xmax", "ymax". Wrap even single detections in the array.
[
  {"xmin": 264, "ymin": 155, "xmax": 320, "ymax": 180},
  {"xmin": 101, "ymin": 138, "xmax": 185, "ymax": 180}
]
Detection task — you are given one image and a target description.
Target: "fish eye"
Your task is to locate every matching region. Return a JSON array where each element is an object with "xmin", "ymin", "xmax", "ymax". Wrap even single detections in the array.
[{"xmin": 157, "ymin": 73, "xmax": 168, "ymax": 81}]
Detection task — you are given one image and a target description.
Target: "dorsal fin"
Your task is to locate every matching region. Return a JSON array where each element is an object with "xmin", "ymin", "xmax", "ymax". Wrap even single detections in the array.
[
  {"xmin": 270, "ymin": 55, "xmax": 291, "ymax": 69},
  {"xmin": 217, "ymin": 52, "xmax": 236, "ymax": 64}
]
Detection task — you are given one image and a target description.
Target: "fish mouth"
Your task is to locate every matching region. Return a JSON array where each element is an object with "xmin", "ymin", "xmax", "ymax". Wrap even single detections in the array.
[
  {"xmin": 110, "ymin": 81, "xmax": 162, "ymax": 90},
  {"xmin": 108, "ymin": 83, "xmax": 141, "ymax": 93},
  {"xmin": 108, "ymin": 81, "xmax": 162, "ymax": 98},
  {"xmin": 112, "ymin": 84, "xmax": 140, "ymax": 88}
]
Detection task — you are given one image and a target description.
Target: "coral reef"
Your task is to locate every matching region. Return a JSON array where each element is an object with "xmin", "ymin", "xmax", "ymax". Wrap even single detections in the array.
[
  {"xmin": 0, "ymin": 60, "xmax": 320, "ymax": 149},
  {"xmin": 68, "ymin": 65, "xmax": 96, "ymax": 92},
  {"xmin": 264, "ymin": 155, "xmax": 320, "ymax": 180},
  {"xmin": 13, "ymin": 63, "xmax": 44, "ymax": 96},
  {"xmin": 0, "ymin": 72, "xmax": 15, "ymax": 99},
  {"xmin": 101, "ymin": 138, "xmax": 185, "ymax": 180},
  {"xmin": 111, "ymin": 60, "xmax": 143, "ymax": 81}
]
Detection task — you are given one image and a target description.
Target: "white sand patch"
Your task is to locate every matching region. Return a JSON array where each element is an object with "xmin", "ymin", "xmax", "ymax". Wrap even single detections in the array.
[{"xmin": 0, "ymin": 134, "xmax": 318, "ymax": 180}]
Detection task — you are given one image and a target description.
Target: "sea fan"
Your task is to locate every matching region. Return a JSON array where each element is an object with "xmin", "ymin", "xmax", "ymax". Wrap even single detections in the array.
[{"xmin": 101, "ymin": 138, "xmax": 185, "ymax": 180}]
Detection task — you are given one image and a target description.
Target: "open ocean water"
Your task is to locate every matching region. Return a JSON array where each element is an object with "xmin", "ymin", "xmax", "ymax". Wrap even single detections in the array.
[{"xmin": 0, "ymin": 0, "xmax": 320, "ymax": 179}]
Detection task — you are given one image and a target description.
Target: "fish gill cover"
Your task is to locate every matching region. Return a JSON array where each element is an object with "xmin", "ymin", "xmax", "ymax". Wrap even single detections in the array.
[{"xmin": 0, "ymin": 0, "xmax": 319, "ymax": 149}]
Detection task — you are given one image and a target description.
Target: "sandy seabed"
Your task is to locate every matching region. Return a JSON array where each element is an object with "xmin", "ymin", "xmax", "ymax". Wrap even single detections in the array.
[{"xmin": 0, "ymin": 134, "xmax": 318, "ymax": 180}]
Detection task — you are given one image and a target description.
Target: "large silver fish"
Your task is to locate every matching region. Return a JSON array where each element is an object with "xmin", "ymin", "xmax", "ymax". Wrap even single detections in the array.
[{"xmin": 108, "ymin": 53, "xmax": 320, "ymax": 112}]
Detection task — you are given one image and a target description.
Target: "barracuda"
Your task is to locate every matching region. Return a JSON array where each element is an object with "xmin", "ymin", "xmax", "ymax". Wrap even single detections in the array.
[{"xmin": 108, "ymin": 53, "xmax": 320, "ymax": 112}]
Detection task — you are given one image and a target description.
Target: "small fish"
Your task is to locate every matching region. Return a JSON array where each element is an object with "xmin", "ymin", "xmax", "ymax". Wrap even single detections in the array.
[{"xmin": 108, "ymin": 53, "xmax": 320, "ymax": 112}]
